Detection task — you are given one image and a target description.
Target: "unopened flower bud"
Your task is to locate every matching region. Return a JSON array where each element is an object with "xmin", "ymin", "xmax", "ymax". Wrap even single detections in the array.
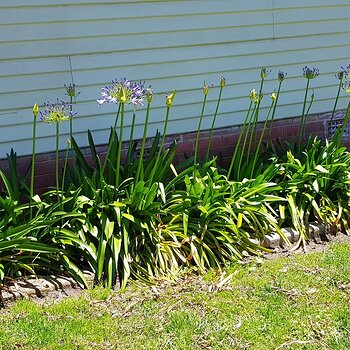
[
  {"xmin": 270, "ymin": 91, "xmax": 277, "ymax": 101},
  {"xmin": 220, "ymin": 76, "xmax": 226, "ymax": 88},
  {"xmin": 146, "ymin": 87, "xmax": 153, "ymax": 103},
  {"xmin": 203, "ymin": 82, "xmax": 210, "ymax": 96},
  {"xmin": 33, "ymin": 103, "xmax": 39, "ymax": 117},
  {"xmin": 261, "ymin": 67, "xmax": 271, "ymax": 79},
  {"xmin": 249, "ymin": 89, "xmax": 258, "ymax": 102},
  {"xmin": 278, "ymin": 71, "xmax": 287, "ymax": 82},
  {"xmin": 166, "ymin": 90, "xmax": 176, "ymax": 108}
]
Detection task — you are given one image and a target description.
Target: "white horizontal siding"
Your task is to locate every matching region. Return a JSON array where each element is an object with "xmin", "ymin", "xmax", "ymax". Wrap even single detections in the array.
[{"xmin": 0, "ymin": 0, "xmax": 349, "ymax": 157}]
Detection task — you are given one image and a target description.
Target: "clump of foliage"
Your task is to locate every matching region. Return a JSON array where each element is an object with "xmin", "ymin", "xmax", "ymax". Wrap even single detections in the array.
[{"xmin": 1, "ymin": 64, "xmax": 350, "ymax": 289}]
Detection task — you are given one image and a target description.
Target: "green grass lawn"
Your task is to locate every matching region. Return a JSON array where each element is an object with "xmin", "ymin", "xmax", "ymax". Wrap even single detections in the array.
[{"xmin": 1, "ymin": 242, "xmax": 350, "ymax": 350}]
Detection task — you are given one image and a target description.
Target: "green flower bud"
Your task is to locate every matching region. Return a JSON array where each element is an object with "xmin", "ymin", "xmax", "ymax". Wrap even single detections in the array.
[
  {"xmin": 270, "ymin": 91, "xmax": 277, "ymax": 101},
  {"xmin": 146, "ymin": 87, "xmax": 153, "ymax": 103},
  {"xmin": 166, "ymin": 90, "xmax": 176, "ymax": 108},
  {"xmin": 261, "ymin": 67, "xmax": 271, "ymax": 79},
  {"xmin": 220, "ymin": 76, "xmax": 226, "ymax": 88},
  {"xmin": 119, "ymin": 86, "xmax": 127, "ymax": 104},
  {"xmin": 33, "ymin": 103, "xmax": 39, "ymax": 117},
  {"xmin": 203, "ymin": 82, "xmax": 210, "ymax": 96},
  {"xmin": 249, "ymin": 89, "xmax": 258, "ymax": 102}
]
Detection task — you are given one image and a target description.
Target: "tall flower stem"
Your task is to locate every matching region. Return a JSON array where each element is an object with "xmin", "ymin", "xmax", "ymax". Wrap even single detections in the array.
[
  {"xmin": 102, "ymin": 104, "xmax": 121, "ymax": 176},
  {"xmin": 227, "ymin": 101, "xmax": 253, "ymax": 180},
  {"xmin": 298, "ymin": 78, "xmax": 310, "ymax": 156},
  {"xmin": 246, "ymin": 78, "xmax": 265, "ymax": 163},
  {"xmin": 194, "ymin": 85, "xmax": 209, "ymax": 168},
  {"xmin": 236, "ymin": 104, "xmax": 257, "ymax": 181},
  {"xmin": 250, "ymin": 98, "xmax": 275, "ymax": 178},
  {"xmin": 30, "ymin": 104, "xmax": 39, "ymax": 220},
  {"xmin": 149, "ymin": 91, "xmax": 175, "ymax": 184},
  {"xmin": 61, "ymin": 140, "xmax": 71, "ymax": 194},
  {"xmin": 268, "ymin": 81, "xmax": 283, "ymax": 139},
  {"xmin": 136, "ymin": 100, "xmax": 152, "ymax": 183},
  {"xmin": 127, "ymin": 108, "xmax": 136, "ymax": 165},
  {"xmin": 328, "ymin": 77, "xmax": 344, "ymax": 139},
  {"xmin": 69, "ymin": 96, "xmax": 73, "ymax": 145},
  {"xmin": 115, "ymin": 102, "xmax": 125, "ymax": 188},
  {"xmin": 205, "ymin": 78, "xmax": 225, "ymax": 161},
  {"xmin": 55, "ymin": 122, "xmax": 60, "ymax": 201},
  {"xmin": 333, "ymin": 100, "xmax": 350, "ymax": 146}
]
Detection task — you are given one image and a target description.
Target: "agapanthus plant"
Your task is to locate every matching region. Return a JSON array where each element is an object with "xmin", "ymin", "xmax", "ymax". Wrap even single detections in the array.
[
  {"xmin": 41, "ymin": 99, "xmax": 76, "ymax": 200},
  {"xmin": 97, "ymin": 78, "xmax": 146, "ymax": 187}
]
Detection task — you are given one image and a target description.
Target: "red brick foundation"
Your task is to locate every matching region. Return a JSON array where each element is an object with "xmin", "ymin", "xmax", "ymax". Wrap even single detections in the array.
[{"xmin": 0, "ymin": 110, "xmax": 346, "ymax": 193}]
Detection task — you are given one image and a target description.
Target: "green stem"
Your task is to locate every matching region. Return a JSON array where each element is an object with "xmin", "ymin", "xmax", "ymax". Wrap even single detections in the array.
[
  {"xmin": 30, "ymin": 114, "xmax": 37, "ymax": 220},
  {"xmin": 149, "ymin": 106, "xmax": 171, "ymax": 184},
  {"xmin": 205, "ymin": 85, "xmax": 224, "ymax": 161},
  {"xmin": 194, "ymin": 94, "xmax": 208, "ymax": 168},
  {"xmin": 298, "ymin": 79, "xmax": 310, "ymax": 157},
  {"xmin": 61, "ymin": 141, "xmax": 70, "ymax": 194},
  {"xmin": 136, "ymin": 101, "xmax": 151, "ymax": 183},
  {"xmin": 56, "ymin": 122, "xmax": 60, "ymax": 202},
  {"xmin": 328, "ymin": 78, "xmax": 344, "ymax": 139},
  {"xmin": 115, "ymin": 103, "xmax": 125, "ymax": 188},
  {"xmin": 237, "ymin": 104, "xmax": 257, "ymax": 181},
  {"xmin": 268, "ymin": 81, "xmax": 283, "ymax": 139},
  {"xmin": 69, "ymin": 96, "xmax": 73, "ymax": 145},
  {"xmin": 102, "ymin": 104, "xmax": 121, "ymax": 175},
  {"xmin": 334, "ymin": 100, "xmax": 350, "ymax": 146},
  {"xmin": 227, "ymin": 101, "xmax": 253, "ymax": 180},
  {"xmin": 127, "ymin": 108, "xmax": 136, "ymax": 165},
  {"xmin": 250, "ymin": 99, "xmax": 275, "ymax": 178},
  {"xmin": 247, "ymin": 78, "xmax": 265, "ymax": 162}
]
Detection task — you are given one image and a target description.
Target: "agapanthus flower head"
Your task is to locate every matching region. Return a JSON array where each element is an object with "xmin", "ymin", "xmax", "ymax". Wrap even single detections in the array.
[
  {"xmin": 64, "ymin": 83, "xmax": 80, "ymax": 98},
  {"xmin": 97, "ymin": 78, "xmax": 146, "ymax": 106},
  {"xmin": 166, "ymin": 91, "xmax": 176, "ymax": 108},
  {"xmin": 146, "ymin": 87, "xmax": 153, "ymax": 104},
  {"xmin": 278, "ymin": 71, "xmax": 287, "ymax": 82},
  {"xmin": 303, "ymin": 66, "xmax": 319, "ymax": 80},
  {"xmin": 342, "ymin": 80, "xmax": 350, "ymax": 96},
  {"xmin": 220, "ymin": 76, "xmax": 226, "ymax": 88},
  {"xmin": 261, "ymin": 67, "xmax": 271, "ymax": 79},
  {"xmin": 40, "ymin": 99, "xmax": 76, "ymax": 124}
]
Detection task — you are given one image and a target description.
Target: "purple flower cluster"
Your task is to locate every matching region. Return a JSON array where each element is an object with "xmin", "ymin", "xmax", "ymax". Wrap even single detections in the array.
[
  {"xmin": 278, "ymin": 71, "xmax": 287, "ymax": 82},
  {"xmin": 40, "ymin": 99, "xmax": 76, "ymax": 124},
  {"xmin": 64, "ymin": 83, "xmax": 80, "ymax": 98},
  {"xmin": 97, "ymin": 78, "xmax": 146, "ymax": 106},
  {"xmin": 303, "ymin": 66, "xmax": 319, "ymax": 80}
]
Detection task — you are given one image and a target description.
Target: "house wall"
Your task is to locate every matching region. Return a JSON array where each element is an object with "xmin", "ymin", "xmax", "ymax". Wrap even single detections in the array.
[{"xmin": 0, "ymin": 0, "xmax": 350, "ymax": 159}]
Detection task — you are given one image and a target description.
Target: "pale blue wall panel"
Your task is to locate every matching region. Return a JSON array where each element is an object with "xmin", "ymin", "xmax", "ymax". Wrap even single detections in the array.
[{"xmin": 0, "ymin": 0, "xmax": 349, "ymax": 157}]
